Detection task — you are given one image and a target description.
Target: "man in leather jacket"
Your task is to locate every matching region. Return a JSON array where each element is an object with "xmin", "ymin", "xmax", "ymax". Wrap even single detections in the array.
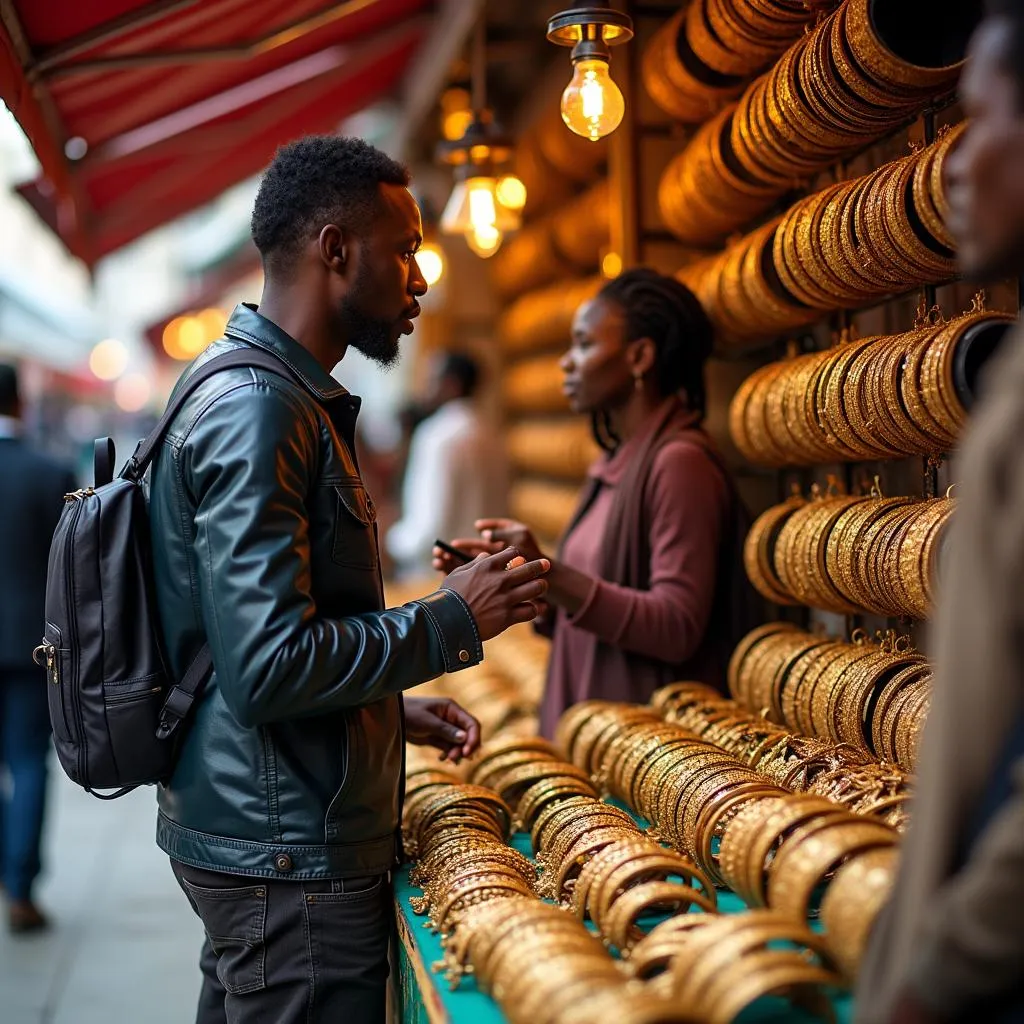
[{"xmin": 148, "ymin": 136, "xmax": 549, "ymax": 1024}]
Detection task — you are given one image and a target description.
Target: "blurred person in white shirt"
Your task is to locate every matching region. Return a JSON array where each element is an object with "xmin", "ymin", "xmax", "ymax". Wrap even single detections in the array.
[{"xmin": 387, "ymin": 352, "xmax": 506, "ymax": 579}]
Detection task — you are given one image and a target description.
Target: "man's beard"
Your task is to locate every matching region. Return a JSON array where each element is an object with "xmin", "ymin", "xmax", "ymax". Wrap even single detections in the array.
[{"xmin": 339, "ymin": 273, "xmax": 400, "ymax": 370}]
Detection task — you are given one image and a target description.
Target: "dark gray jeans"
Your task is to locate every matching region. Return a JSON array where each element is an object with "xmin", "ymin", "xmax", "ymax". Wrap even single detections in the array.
[{"xmin": 171, "ymin": 860, "xmax": 391, "ymax": 1024}]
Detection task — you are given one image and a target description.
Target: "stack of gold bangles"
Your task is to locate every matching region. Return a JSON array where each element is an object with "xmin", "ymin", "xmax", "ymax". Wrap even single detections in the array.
[
  {"xmin": 677, "ymin": 129, "xmax": 960, "ymax": 344},
  {"xmin": 729, "ymin": 308, "xmax": 1014, "ymax": 465},
  {"xmin": 441, "ymin": 897, "xmax": 695, "ymax": 1024},
  {"xmin": 554, "ymin": 701, "xmax": 899, "ymax": 985},
  {"xmin": 652, "ymin": 682, "xmax": 913, "ymax": 830},
  {"xmin": 728, "ymin": 623, "xmax": 932, "ymax": 771},
  {"xmin": 629, "ymin": 909, "xmax": 842, "ymax": 1016},
  {"xmin": 404, "ymin": 771, "xmax": 534, "ymax": 936},
  {"xmin": 743, "ymin": 489, "xmax": 955, "ymax": 619},
  {"xmin": 641, "ymin": 0, "xmax": 822, "ymax": 124},
  {"xmin": 716, "ymin": 791, "xmax": 899, "ymax": 981},
  {"xmin": 660, "ymin": 0, "xmax": 966, "ymax": 245}
]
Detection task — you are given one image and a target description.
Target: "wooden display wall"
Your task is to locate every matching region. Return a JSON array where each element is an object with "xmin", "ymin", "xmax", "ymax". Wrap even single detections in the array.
[
  {"xmin": 493, "ymin": 96, "xmax": 609, "ymax": 546},
  {"xmin": 497, "ymin": 0, "xmax": 1016, "ymax": 653}
]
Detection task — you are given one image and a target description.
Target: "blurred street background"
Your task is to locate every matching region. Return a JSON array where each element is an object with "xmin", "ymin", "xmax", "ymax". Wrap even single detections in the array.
[{"xmin": 0, "ymin": 770, "xmax": 202, "ymax": 1024}]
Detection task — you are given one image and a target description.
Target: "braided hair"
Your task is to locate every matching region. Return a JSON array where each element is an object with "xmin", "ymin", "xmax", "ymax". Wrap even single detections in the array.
[{"xmin": 597, "ymin": 266, "xmax": 713, "ymax": 416}]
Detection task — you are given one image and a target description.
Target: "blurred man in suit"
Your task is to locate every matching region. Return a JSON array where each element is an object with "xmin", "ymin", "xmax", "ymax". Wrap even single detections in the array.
[{"xmin": 0, "ymin": 364, "xmax": 75, "ymax": 933}]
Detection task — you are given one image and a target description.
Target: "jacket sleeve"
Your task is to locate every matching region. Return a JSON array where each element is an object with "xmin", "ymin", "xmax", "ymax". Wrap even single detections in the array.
[
  {"xmin": 908, "ymin": 756, "xmax": 1024, "ymax": 1015},
  {"xmin": 184, "ymin": 381, "xmax": 482, "ymax": 728},
  {"xmin": 565, "ymin": 442, "xmax": 727, "ymax": 664}
]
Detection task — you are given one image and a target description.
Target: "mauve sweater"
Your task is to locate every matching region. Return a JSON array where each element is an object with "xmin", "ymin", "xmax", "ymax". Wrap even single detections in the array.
[{"xmin": 539, "ymin": 399, "xmax": 730, "ymax": 738}]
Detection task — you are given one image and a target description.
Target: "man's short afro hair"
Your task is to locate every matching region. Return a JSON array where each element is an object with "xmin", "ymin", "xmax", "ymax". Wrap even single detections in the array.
[{"xmin": 251, "ymin": 135, "xmax": 410, "ymax": 264}]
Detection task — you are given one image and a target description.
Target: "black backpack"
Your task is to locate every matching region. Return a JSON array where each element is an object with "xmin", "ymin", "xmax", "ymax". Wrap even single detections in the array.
[{"xmin": 34, "ymin": 348, "xmax": 299, "ymax": 798}]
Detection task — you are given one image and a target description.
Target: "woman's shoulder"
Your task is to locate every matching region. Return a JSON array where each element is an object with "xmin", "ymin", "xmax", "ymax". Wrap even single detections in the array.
[
  {"xmin": 650, "ymin": 430, "xmax": 720, "ymax": 474},
  {"xmin": 647, "ymin": 432, "xmax": 729, "ymax": 499}
]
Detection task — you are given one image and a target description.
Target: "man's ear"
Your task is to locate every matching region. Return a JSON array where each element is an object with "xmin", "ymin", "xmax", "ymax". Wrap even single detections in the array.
[{"xmin": 318, "ymin": 224, "xmax": 349, "ymax": 275}]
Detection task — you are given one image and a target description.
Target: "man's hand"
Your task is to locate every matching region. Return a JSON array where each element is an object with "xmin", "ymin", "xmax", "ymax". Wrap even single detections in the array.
[
  {"xmin": 404, "ymin": 697, "xmax": 481, "ymax": 763},
  {"xmin": 440, "ymin": 546, "xmax": 550, "ymax": 641},
  {"xmin": 432, "ymin": 538, "xmax": 502, "ymax": 575},
  {"xmin": 475, "ymin": 518, "xmax": 545, "ymax": 563}
]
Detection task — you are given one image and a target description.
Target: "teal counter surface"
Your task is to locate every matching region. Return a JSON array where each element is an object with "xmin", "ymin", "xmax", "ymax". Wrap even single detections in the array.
[{"xmin": 395, "ymin": 832, "xmax": 854, "ymax": 1024}]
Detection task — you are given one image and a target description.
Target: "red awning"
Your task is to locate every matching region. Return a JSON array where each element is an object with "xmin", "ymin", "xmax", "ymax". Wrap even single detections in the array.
[{"xmin": 0, "ymin": 0, "xmax": 433, "ymax": 265}]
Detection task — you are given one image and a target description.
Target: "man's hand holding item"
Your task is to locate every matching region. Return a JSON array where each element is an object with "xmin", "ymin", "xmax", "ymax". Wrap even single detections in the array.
[
  {"xmin": 403, "ymin": 696, "xmax": 481, "ymax": 763},
  {"xmin": 440, "ymin": 546, "xmax": 549, "ymax": 640}
]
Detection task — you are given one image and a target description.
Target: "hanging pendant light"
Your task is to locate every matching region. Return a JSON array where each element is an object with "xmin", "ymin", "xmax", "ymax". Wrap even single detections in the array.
[
  {"xmin": 437, "ymin": 17, "xmax": 526, "ymax": 259},
  {"xmin": 547, "ymin": 7, "xmax": 634, "ymax": 142}
]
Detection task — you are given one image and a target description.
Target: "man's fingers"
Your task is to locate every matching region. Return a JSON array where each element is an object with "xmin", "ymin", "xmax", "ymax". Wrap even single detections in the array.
[
  {"xmin": 475, "ymin": 518, "xmax": 513, "ymax": 532},
  {"xmin": 505, "ymin": 557, "xmax": 551, "ymax": 584},
  {"xmin": 484, "ymin": 545, "xmax": 522, "ymax": 568},
  {"xmin": 462, "ymin": 718, "xmax": 481, "ymax": 756},
  {"xmin": 507, "ymin": 579, "xmax": 548, "ymax": 606},
  {"xmin": 509, "ymin": 601, "xmax": 541, "ymax": 624},
  {"xmin": 433, "ymin": 718, "xmax": 468, "ymax": 744}
]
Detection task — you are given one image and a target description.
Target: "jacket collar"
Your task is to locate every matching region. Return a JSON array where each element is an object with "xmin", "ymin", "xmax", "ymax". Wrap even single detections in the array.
[
  {"xmin": 590, "ymin": 395, "xmax": 702, "ymax": 486},
  {"xmin": 223, "ymin": 303, "xmax": 351, "ymax": 402}
]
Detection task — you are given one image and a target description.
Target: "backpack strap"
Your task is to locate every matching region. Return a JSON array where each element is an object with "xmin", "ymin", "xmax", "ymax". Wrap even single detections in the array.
[
  {"xmin": 124, "ymin": 348, "xmax": 303, "ymax": 482},
  {"xmin": 127, "ymin": 347, "xmax": 310, "ymax": 743}
]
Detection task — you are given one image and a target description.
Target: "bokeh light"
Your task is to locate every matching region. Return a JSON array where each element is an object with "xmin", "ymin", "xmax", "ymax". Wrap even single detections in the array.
[
  {"xmin": 114, "ymin": 372, "xmax": 152, "ymax": 412},
  {"xmin": 417, "ymin": 244, "xmax": 445, "ymax": 286},
  {"xmin": 88, "ymin": 338, "xmax": 129, "ymax": 381}
]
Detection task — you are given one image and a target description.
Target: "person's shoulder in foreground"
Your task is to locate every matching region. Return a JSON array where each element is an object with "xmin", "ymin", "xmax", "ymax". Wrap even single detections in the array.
[{"xmin": 855, "ymin": 4, "xmax": 1024, "ymax": 1022}]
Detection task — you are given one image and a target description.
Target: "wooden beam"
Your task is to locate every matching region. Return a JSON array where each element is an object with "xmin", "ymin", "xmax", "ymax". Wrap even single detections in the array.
[{"xmin": 383, "ymin": 0, "xmax": 485, "ymax": 161}]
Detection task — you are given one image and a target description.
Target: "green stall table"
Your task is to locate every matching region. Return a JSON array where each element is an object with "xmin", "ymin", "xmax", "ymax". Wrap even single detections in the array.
[{"xmin": 395, "ymin": 831, "xmax": 855, "ymax": 1024}]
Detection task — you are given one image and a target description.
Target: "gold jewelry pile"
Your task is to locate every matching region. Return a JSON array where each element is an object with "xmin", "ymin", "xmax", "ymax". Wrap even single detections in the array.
[
  {"xmin": 412, "ymin": 733, "xmax": 849, "ymax": 1021},
  {"xmin": 743, "ymin": 487, "xmax": 954, "ymax": 619},
  {"xmin": 729, "ymin": 306, "xmax": 1014, "ymax": 465},
  {"xmin": 643, "ymin": 0, "xmax": 828, "ymax": 124},
  {"xmin": 660, "ymin": 0, "xmax": 965, "ymax": 244},
  {"xmin": 653, "ymin": 682, "xmax": 912, "ymax": 829},
  {"xmin": 727, "ymin": 624, "xmax": 931, "ymax": 772},
  {"xmin": 676, "ymin": 128, "xmax": 961, "ymax": 345},
  {"xmin": 558, "ymin": 701, "xmax": 899, "ymax": 983}
]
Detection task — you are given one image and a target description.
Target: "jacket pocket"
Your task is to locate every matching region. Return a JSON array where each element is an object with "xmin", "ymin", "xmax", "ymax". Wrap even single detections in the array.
[
  {"xmin": 324, "ymin": 712, "xmax": 356, "ymax": 841},
  {"xmin": 329, "ymin": 483, "xmax": 378, "ymax": 570},
  {"xmin": 180, "ymin": 878, "xmax": 268, "ymax": 995}
]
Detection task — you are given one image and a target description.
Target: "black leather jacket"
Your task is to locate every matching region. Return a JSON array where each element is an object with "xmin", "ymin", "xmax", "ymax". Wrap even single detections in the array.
[{"xmin": 149, "ymin": 304, "xmax": 482, "ymax": 879}]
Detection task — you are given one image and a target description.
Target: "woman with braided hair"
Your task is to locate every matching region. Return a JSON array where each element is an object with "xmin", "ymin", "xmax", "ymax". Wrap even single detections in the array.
[{"xmin": 434, "ymin": 268, "xmax": 755, "ymax": 737}]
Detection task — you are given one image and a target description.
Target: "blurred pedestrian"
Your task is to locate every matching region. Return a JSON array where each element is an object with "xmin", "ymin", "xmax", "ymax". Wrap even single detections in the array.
[
  {"xmin": 856, "ymin": 4, "xmax": 1024, "ymax": 1021},
  {"xmin": 387, "ymin": 351, "xmax": 506, "ymax": 578},
  {"xmin": 149, "ymin": 136, "xmax": 548, "ymax": 1024},
  {"xmin": 0, "ymin": 363, "xmax": 75, "ymax": 933}
]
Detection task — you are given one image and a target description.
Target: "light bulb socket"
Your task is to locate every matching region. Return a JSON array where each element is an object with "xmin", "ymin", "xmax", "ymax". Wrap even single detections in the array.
[
  {"xmin": 546, "ymin": 7, "xmax": 634, "ymax": 49},
  {"xmin": 570, "ymin": 40, "xmax": 611, "ymax": 63},
  {"xmin": 436, "ymin": 110, "xmax": 513, "ymax": 168}
]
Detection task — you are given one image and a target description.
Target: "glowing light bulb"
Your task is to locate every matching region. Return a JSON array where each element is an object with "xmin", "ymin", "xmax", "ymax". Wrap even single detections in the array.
[
  {"xmin": 465, "ymin": 225, "xmax": 503, "ymax": 258},
  {"xmin": 417, "ymin": 243, "xmax": 445, "ymax": 286},
  {"xmin": 496, "ymin": 175, "xmax": 527, "ymax": 212},
  {"xmin": 560, "ymin": 58, "xmax": 625, "ymax": 141},
  {"xmin": 468, "ymin": 181, "xmax": 498, "ymax": 233}
]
